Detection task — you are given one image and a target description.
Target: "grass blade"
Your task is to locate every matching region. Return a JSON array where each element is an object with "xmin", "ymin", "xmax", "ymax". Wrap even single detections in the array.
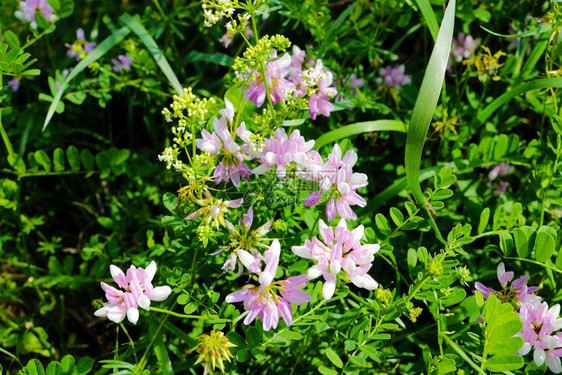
[
  {"xmin": 405, "ymin": 0, "xmax": 455, "ymax": 244},
  {"xmin": 314, "ymin": 120, "xmax": 405, "ymax": 149},
  {"xmin": 476, "ymin": 78, "xmax": 562, "ymax": 126},
  {"xmin": 414, "ymin": 0, "xmax": 439, "ymax": 42},
  {"xmin": 120, "ymin": 14, "xmax": 183, "ymax": 96},
  {"xmin": 43, "ymin": 27, "xmax": 131, "ymax": 131}
]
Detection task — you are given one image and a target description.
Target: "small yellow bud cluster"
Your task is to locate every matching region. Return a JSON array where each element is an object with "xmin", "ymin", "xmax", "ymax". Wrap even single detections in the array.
[
  {"xmin": 225, "ymin": 13, "xmax": 251, "ymax": 35},
  {"xmin": 408, "ymin": 307, "xmax": 423, "ymax": 323},
  {"xmin": 458, "ymin": 266, "xmax": 472, "ymax": 285},
  {"xmin": 197, "ymin": 225, "xmax": 214, "ymax": 245},
  {"xmin": 194, "ymin": 330, "xmax": 236, "ymax": 374},
  {"xmin": 374, "ymin": 288, "xmax": 393, "ymax": 306},
  {"xmin": 426, "ymin": 257, "xmax": 443, "ymax": 278},
  {"xmin": 232, "ymin": 35, "xmax": 291, "ymax": 75},
  {"xmin": 273, "ymin": 219, "xmax": 288, "ymax": 232},
  {"xmin": 158, "ymin": 147, "xmax": 183, "ymax": 170}
]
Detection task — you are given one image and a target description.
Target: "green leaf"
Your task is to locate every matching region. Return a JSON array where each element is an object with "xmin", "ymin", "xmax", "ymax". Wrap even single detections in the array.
[
  {"xmin": 7, "ymin": 153, "xmax": 26, "ymax": 173},
  {"xmin": 95, "ymin": 151, "xmax": 110, "ymax": 170},
  {"xmin": 226, "ymin": 332, "xmax": 247, "ymax": 348},
  {"xmin": 318, "ymin": 365, "xmax": 339, "ymax": 375},
  {"xmin": 414, "ymin": 0, "xmax": 439, "ymax": 41},
  {"xmin": 119, "ymin": 14, "xmax": 183, "ymax": 96},
  {"xmin": 163, "ymin": 193, "xmax": 178, "ymax": 212},
  {"xmin": 43, "ymin": 27, "xmax": 131, "ymax": 130},
  {"xmin": 4, "ymin": 30, "xmax": 20, "ymax": 49},
  {"xmin": 45, "ymin": 362, "xmax": 64, "ymax": 375},
  {"xmin": 279, "ymin": 330, "xmax": 302, "ymax": 341},
  {"xmin": 431, "ymin": 189, "xmax": 453, "ymax": 200},
  {"xmin": 60, "ymin": 355, "xmax": 75, "ymax": 373},
  {"xmin": 499, "ymin": 232, "xmax": 513, "ymax": 256},
  {"xmin": 34, "ymin": 149, "xmax": 52, "ymax": 171},
  {"xmin": 513, "ymin": 226, "xmax": 535, "ymax": 258},
  {"xmin": 389, "ymin": 207, "xmax": 404, "ymax": 226},
  {"xmin": 246, "ymin": 327, "xmax": 262, "ymax": 347},
  {"xmin": 66, "ymin": 146, "xmax": 81, "ymax": 170},
  {"xmin": 24, "ymin": 359, "xmax": 45, "ymax": 375},
  {"xmin": 478, "ymin": 207, "xmax": 490, "ymax": 234},
  {"xmin": 75, "ymin": 357, "xmax": 94, "ymax": 375},
  {"xmin": 34, "ymin": 11, "xmax": 50, "ymax": 30},
  {"xmin": 485, "ymin": 354, "xmax": 524, "ymax": 372},
  {"xmin": 80, "ymin": 149, "xmax": 95, "ymax": 170},
  {"xmin": 405, "ymin": 0, "xmax": 455, "ymax": 244},
  {"xmin": 53, "ymin": 148, "xmax": 65, "ymax": 171},
  {"xmin": 314, "ymin": 120, "xmax": 405, "ymax": 150},
  {"xmin": 535, "ymin": 229, "xmax": 555, "ymax": 262},
  {"xmin": 185, "ymin": 51, "xmax": 233, "ymax": 66},
  {"xmin": 375, "ymin": 214, "xmax": 391, "ymax": 236},
  {"xmin": 325, "ymin": 348, "xmax": 344, "ymax": 368}
]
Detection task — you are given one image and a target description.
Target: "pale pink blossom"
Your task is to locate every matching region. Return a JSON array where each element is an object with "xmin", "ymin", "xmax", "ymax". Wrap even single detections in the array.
[
  {"xmin": 66, "ymin": 29, "xmax": 97, "ymax": 61},
  {"xmin": 302, "ymin": 144, "xmax": 368, "ymax": 221},
  {"xmin": 376, "ymin": 65, "xmax": 411, "ymax": 90},
  {"xmin": 474, "ymin": 262, "xmax": 540, "ymax": 307},
  {"xmin": 94, "ymin": 261, "xmax": 171, "ymax": 324},
  {"xmin": 226, "ymin": 240, "xmax": 311, "ymax": 331},
  {"xmin": 452, "ymin": 33, "xmax": 480, "ymax": 63},
  {"xmin": 292, "ymin": 219, "xmax": 379, "ymax": 299},
  {"xmin": 517, "ymin": 301, "xmax": 562, "ymax": 373},
  {"xmin": 15, "ymin": 0, "xmax": 57, "ymax": 29},
  {"xmin": 243, "ymin": 52, "xmax": 295, "ymax": 107},
  {"xmin": 195, "ymin": 98, "xmax": 251, "ymax": 186},
  {"xmin": 252, "ymin": 128, "xmax": 314, "ymax": 178},
  {"xmin": 112, "ymin": 55, "xmax": 134, "ymax": 73}
]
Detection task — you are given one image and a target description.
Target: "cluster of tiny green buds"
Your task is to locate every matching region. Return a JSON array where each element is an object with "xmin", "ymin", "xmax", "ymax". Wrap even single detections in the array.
[
  {"xmin": 197, "ymin": 225, "xmax": 214, "ymax": 247},
  {"xmin": 232, "ymin": 35, "xmax": 291, "ymax": 74},
  {"xmin": 202, "ymin": 0, "xmax": 236, "ymax": 28},
  {"xmin": 171, "ymin": 124, "xmax": 193, "ymax": 149},
  {"xmin": 374, "ymin": 288, "xmax": 393, "ymax": 306},
  {"xmin": 248, "ymin": 133, "xmax": 265, "ymax": 153},
  {"xmin": 273, "ymin": 219, "xmax": 288, "ymax": 232},
  {"xmin": 300, "ymin": 67, "xmax": 327, "ymax": 90},
  {"xmin": 165, "ymin": 88, "xmax": 216, "ymax": 126},
  {"xmin": 458, "ymin": 266, "xmax": 472, "ymax": 285},
  {"xmin": 407, "ymin": 306, "xmax": 423, "ymax": 323},
  {"xmin": 426, "ymin": 257, "xmax": 444, "ymax": 278},
  {"xmin": 193, "ymin": 330, "xmax": 236, "ymax": 374}
]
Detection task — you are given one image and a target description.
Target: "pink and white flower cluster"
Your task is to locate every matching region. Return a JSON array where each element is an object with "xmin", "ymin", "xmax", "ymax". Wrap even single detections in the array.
[
  {"xmin": 95, "ymin": 261, "xmax": 172, "ymax": 324},
  {"xmin": 376, "ymin": 65, "xmax": 411, "ymax": 90},
  {"xmin": 240, "ymin": 45, "xmax": 338, "ymax": 120},
  {"xmin": 225, "ymin": 239, "xmax": 311, "ymax": 331},
  {"xmin": 298, "ymin": 144, "xmax": 368, "ymax": 221},
  {"xmin": 15, "ymin": 0, "xmax": 57, "ymax": 29},
  {"xmin": 475, "ymin": 262, "xmax": 562, "ymax": 373},
  {"xmin": 292, "ymin": 219, "xmax": 379, "ymax": 300},
  {"xmin": 196, "ymin": 98, "xmax": 251, "ymax": 186}
]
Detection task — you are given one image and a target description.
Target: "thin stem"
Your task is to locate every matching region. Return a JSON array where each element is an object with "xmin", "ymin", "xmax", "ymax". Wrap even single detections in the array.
[
  {"xmin": 119, "ymin": 323, "xmax": 138, "ymax": 364},
  {"xmin": 150, "ymin": 306, "xmax": 231, "ymax": 322},
  {"xmin": 503, "ymin": 256, "xmax": 562, "ymax": 275},
  {"xmin": 0, "ymin": 73, "xmax": 15, "ymax": 158},
  {"xmin": 152, "ymin": 0, "xmax": 167, "ymax": 20},
  {"xmin": 405, "ymin": 275, "xmax": 430, "ymax": 304},
  {"xmin": 442, "ymin": 335, "xmax": 486, "ymax": 375},
  {"xmin": 138, "ymin": 312, "xmax": 169, "ymax": 370},
  {"xmin": 0, "ymin": 346, "xmax": 22, "ymax": 366}
]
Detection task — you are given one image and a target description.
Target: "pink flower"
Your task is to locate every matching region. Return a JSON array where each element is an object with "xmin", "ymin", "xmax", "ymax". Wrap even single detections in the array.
[
  {"xmin": 185, "ymin": 191, "xmax": 244, "ymax": 228},
  {"xmin": 15, "ymin": 0, "xmax": 57, "ymax": 29},
  {"xmin": 474, "ymin": 262, "xmax": 540, "ymax": 308},
  {"xmin": 452, "ymin": 33, "xmax": 480, "ymax": 63},
  {"xmin": 226, "ymin": 240, "xmax": 311, "ymax": 331},
  {"xmin": 112, "ymin": 55, "xmax": 134, "ymax": 73},
  {"xmin": 301, "ymin": 60, "xmax": 338, "ymax": 120},
  {"xmin": 252, "ymin": 128, "xmax": 314, "ymax": 178},
  {"xmin": 292, "ymin": 219, "xmax": 379, "ymax": 299},
  {"xmin": 195, "ymin": 98, "xmax": 251, "ymax": 186},
  {"xmin": 8, "ymin": 78, "xmax": 20, "ymax": 91},
  {"xmin": 376, "ymin": 65, "xmax": 411, "ymax": 90},
  {"xmin": 301, "ymin": 144, "xmax": 368, "ymax": 221},
  {"xmin": 243, "ymin": 52, "xmax": 295, "ymax": 107},
  {"xmin": 517, "ymin": 301, "xmax": 562, "ymax": 373},
  {"xmin": 66, "ymin": 29, "xmax": 97, "ymax": 61},
  {"xmin": 94, "ymin": 261, "xmax": 172, "ymax": 324}
]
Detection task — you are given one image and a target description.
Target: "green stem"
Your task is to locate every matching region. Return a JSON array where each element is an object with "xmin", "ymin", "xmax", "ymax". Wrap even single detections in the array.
[
  {"xmin": 0, "ymin": 73, "xmax": 14, "ymax": 158},
  {"xmin": 152, "ymin": 0, "xmax": 167, "ymax": 20},
  {"xmin": 150, "ymin": 306, "xmax": 230, "ymax": 322},
  {"xmin": 405, "ymin": 275, "xmax": 430, "ymax": 304},
  {"xmin": 138, "ymin": 311, "xmax": 169, "ymax": 370},
  {"xmin": 0, "ymin": 346, "xmax": 22, "ymax": 366},
  {"xmin": 442, "ymin": 335, "xmax": 486, "ymax": 375},
  {"xmin": 503, "ymin": 256, "xmax": 562, "ymax": 275},
  {"xmin": 119, "ymin": 323, "xmax": 138, "ymax": 363}
]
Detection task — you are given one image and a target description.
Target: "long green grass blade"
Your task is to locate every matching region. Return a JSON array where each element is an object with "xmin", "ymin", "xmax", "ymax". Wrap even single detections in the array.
[
  {"xmin": 476, "ymin": 78, "xmax": 562, "ymax": 126},
  {"xmin": 120, "ymin": 14, "xmax": 183, "ymax": 96},
  {"xmin": 414, "ymin": 0, "xmax": 439, "ymax": 42},
  {"xmin": 43, "ymin": 27, "xmax": 131, "ymax": 131},
  {"xmin": 481, "ymin": 24, "xmax": 551, "ymax": 39},
  {"xmin": 314, "ymin": 120, "xmax": 405, "ymax": 149},
  {"xmin": 405, "ymin": 0, "xmax": 455, "ymax": 244}
]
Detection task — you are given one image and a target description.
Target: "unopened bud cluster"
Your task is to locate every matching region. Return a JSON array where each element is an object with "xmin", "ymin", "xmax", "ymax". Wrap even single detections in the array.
[
  {"xmin": 232, "ymin": 35, "xmax": 291, "ymax": 74},
  {"xmin": 202, "ymin": 0, "xmax": 236, "ymax": 28}
]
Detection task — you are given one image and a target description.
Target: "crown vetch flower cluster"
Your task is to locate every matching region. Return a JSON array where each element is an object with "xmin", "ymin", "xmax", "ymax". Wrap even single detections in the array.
[
  {"xmin": 376, "ymin": 65, "xmax": 411, "ymax": 90},
  {"xmin": 94, "ymin": 261, "xmax": 172, "ymax": 324},
  {"xmin": 66, "ymin": 29, "xmax": 96, "ymax": 61},
  {"xmin": 298, "ymin": 144, "xmax": 368, "ymax": 221},
  {"xmin": 226, "ymin": 239, "xmax": 311, "ymax": 331},
  {"xmin": 292, "ymin": 219, "xmax": 379, "ymax": 300},
  {"xmin": 15, "ymin": 0, "xmax": 57, "ymax": 29}
]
